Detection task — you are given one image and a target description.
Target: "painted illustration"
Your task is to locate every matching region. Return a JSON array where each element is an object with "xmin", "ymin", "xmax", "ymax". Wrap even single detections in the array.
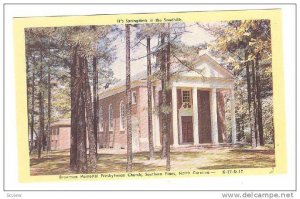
[{"xmin": 24, "ymin": 17, "xmax": 276, "ymax": 176}]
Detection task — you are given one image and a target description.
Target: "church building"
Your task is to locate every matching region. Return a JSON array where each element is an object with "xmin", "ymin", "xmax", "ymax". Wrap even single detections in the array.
[{"xmin": 97, "ymin": 52, "xmax": 237, "ymax": 152}]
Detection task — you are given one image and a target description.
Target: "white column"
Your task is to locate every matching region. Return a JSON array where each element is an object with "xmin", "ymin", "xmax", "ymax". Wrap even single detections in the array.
[
  {"xmin": 192, "ymin": 87, "xmax": 199, "ymax": 145},
  {"xmin": 154, "ymin": 86, "xmax": 161, "ymax": 147},
  {"xmin": 210, "ymin": 88, "xmax": 219, "ymax": 145},
  {"xmin": 230, "ymin": 89, "xmax": 237, "ymax": 144},
  {"xmin": 172, "ymin": 86, "xmax": 179, "ymax": 146}
]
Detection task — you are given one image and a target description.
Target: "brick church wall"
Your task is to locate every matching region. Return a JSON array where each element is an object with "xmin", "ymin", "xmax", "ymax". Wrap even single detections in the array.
[{"xmin": 98, "ymin": 85, "xmax": 150, "ymax": 151}]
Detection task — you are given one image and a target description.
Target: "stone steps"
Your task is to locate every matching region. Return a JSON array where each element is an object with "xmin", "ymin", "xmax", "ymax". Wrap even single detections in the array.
[{"xmin": 154, "ymin": 143, "xmax": 243, "ymax": 152}]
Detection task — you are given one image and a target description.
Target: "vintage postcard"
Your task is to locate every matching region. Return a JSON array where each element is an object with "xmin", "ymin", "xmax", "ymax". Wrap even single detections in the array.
[{"xmin": 13, "ymin": 9, "xmax": 286, "ymax": 182}]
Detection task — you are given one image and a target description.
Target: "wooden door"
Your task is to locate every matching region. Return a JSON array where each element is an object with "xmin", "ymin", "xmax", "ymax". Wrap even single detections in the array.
[
  {"xmin": 181, "ymin": 116, "xmax": 194, "ymax": 143},
  {"xmin": 198, "ymin": 90, "xmax": 212, "ymax": 143}
]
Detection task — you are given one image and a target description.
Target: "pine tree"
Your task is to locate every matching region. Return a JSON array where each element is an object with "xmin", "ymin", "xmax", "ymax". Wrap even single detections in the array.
[
  {"xmin": 125, "ymin": 24, "xmax": 133, "ymax": 172},
  {"xmin": 146, "ymin": 35, "xmax": 155, "ymax": 160},
  {"xmin": 83, "ymin": 57, "xmax": 97, "ymax": 172}
]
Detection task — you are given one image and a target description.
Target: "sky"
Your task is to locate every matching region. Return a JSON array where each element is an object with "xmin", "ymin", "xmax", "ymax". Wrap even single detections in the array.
[{"xmin": 110, "ymin": 23, "xmax": 215, "ymax": 81}]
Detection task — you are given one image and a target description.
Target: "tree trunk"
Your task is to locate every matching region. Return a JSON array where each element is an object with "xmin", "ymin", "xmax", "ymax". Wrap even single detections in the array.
[
  {"xmin": 47, "ymin": 62, "xmax": 51, "ymax": 152},
  {"xmin": 146, "ymin": 36, "xmax": 155, "ymax": 160},
  {"xmin": 160, "ymin": 33, "xmax": 168, "ymax": 162},
  {"xmin": 38, "ymin": 50, "xmax": 44, "ymax": 159},
  {"xmin": 245, "ymin": 54, "xmax": 256, "ymax": 148},
  {"xmin": 217, "ymin": 92, "xmax": 226, "ymax": 143},
  {"xmin": 30, "ymin": 67, "xmax": 35, "ymax": 154},
  {"xmin": 42, "ymin": 96, "xmax": 45, "ymax": 151},
  {"xmin": 26, "ymin": 54, "xmax": 31, "ymax": 153},
  {"xmin": 125, "ymin": 24, "xmax": 133, "ymax": 172},
  {"xmin": 83, "ymin": 58, "xmax": 97, "ymax": 172},
  {"xmin": 76, "ymin": 57, "xmax": 87, "ymax": 173},
  {"xmin": 240, "ymin": 93, "xmax": 245, "ymax": 142},
  {"xmin": 255, "ymin": 56, "xmax": 264, "ymax": 146},
  {"xmin": 251, "ymin": 60, "xmax": 260, "ymax": 147},
  {"xmin": 166, "ymin": 26, "xmax": 171, "ymax": 171},
  {"xmin": 38, "ymin": 91, "xmax": 43, "ymax": 159},
  {"xmin": 92, "ymin": 56, "xmax": 99, "ymax": 154},
  {"xmin": 70, "ymin": 46, "xmax": 79, "ymax": 171}
]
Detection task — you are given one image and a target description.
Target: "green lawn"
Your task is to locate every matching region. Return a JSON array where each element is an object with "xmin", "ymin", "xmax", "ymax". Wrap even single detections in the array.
[{"xmin": 30, "ymin": 146, "xmax": 275, "ymax": 175}]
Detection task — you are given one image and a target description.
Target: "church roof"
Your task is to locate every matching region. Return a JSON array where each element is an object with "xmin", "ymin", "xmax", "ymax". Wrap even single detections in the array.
[{"xmin": 99, "ymin": 53, "xmax": 234, "ymax": 98}]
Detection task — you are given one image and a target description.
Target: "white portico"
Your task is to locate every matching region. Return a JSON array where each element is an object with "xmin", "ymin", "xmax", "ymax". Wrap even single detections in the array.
[{"xmin": 152, "ymin": 53, "xmax": 237, "ymax": 147}]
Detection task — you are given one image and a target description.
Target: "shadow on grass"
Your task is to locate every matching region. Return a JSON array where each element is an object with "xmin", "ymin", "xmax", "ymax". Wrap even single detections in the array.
[
  {"xmin": 197, "ymin": 148, "xmax": 275, "ymax": 170},
  {"xmin": 97, "ymin": 152, "xmax": 165, "ymax": 173},
  {"xmin": 30, "ymin": 155, "xmax": 69, "ymax": 166},
  {"xmin": 30, "ymin": 147, "xmax": 275, "ymax": 175},
  {"xmin": 30, "ymin": 160, "xmax": 72, "ymax": 176}
]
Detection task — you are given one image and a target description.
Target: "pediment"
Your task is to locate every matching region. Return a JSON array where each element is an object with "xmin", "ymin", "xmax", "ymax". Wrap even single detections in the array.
[{"xmin": 179, "ymin": 54, "xmax": 234, "ymax": 79}]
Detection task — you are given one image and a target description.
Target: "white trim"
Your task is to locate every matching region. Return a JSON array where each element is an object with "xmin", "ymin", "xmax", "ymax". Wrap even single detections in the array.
[
  {"xmin": 132, "ymin": 91, "xmax": 137, "ymax": 105},
  {"xmin": 154, "ymin": 86, "xmax": 161, "ymax": 147},
  {"xmin": 192, "ymin": 87, "xmax": 199, "ymax": 145},
  {"xmin": 108, "ymin": 104, "xmax": 113, "ymax": 132},
  {"xmin": 210, "ymin": 88, "xmax": 219, "ymax": 145},
  {"xmin": 172, "ymin": 86, "xmax": 179, "ymax": 146},
  {"xmin": 151, "ymin": 86, "xmax": 157, "ymax": 147},
  {"xmin": 119, "ymin": 100, "xmax": 125, "ymax": 131},
  {"xmin": 99, "ymin": 106, "xmax": 103, "ymax": 132},
  {"xmin": 99, "ymin": 80, "xmax": 146, "ymax": 100},
  {"xmin": 172, "ymin": 78, "xmax": 234, "ymax": 90},
  {"xmin": 230, "ymin": 89, "xmax": 237, "ymax": 144},
  {"xmin": 198, "ymin": 54, "xmax": 235, "ymax": 78},
  {"xmin": 178, "ymin": 104, "xmax": 193, "ymax": 144},
  {"xmin": 99, "ymin": 54, "xmax": 234, "ymax": 100}
]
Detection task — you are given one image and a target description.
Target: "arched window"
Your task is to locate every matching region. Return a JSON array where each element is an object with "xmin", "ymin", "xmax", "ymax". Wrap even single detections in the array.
[
  {"xmin": 109, "ymin": 104, "xmax": 113, "ymax": 131},
  {"xmin": 120, "ymin": 101, "xmax": 125, "ymax": 131},
  {"xmin": 99, "ymin": 106, "xmax": 103, "ymax": 132}
]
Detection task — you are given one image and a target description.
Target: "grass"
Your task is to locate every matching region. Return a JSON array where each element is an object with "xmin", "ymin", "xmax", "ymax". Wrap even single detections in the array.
[{"xmin": 30, "ymin": 145, "xmax": 275, "ymax": 176}]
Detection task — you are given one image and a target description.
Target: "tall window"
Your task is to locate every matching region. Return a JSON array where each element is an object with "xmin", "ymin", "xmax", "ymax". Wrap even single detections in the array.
[
  {"xmin": 99, "ymin": 106, "xmax": 103, "ymax": 132},
  {"xmin": 132, "ymin": 91, "xmax": 137, "ymax": 104},
  {"xmin": 120, "ymin": 101, "xmax": 125, "ymax": 131},
  {"xmin": 109, "ymin": 104, "xmax": 113, "ymax": 131}
]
